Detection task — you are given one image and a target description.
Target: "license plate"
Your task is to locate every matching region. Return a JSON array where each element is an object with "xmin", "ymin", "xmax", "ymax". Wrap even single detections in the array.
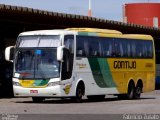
[{"xmin": 30, "ymin": 90, "xmax": 38, "ymax": 93}]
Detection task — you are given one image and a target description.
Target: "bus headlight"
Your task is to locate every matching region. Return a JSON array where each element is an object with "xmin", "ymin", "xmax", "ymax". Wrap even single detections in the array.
[
  {"xmin": 13, "ymin": 81, "xmax": 21, "ymax": 86},
  {"xmin": 47, "ymin": 81, "xmax": 60, "ymax": 87}
]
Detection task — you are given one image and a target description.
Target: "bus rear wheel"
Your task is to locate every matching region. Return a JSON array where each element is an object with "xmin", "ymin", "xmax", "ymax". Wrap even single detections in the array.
[
  {"xmin": 134, "ymin": 84, "xmax": 142, "ymax": 99},
  {"xmin": 127, "ymin": 82, "xmax": 135, "ymax": 99},
  {"xmin": 32, "ymin": 97, "xmax": 45, "ymax": 103}
]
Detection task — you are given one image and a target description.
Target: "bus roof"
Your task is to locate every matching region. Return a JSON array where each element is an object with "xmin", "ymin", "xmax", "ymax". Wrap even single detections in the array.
[
  {"xmin": 123, "ymin": 34, "xmax": 153, "ymax": 40},
  {"xmin": 66, "ymin": 28, "xmax": 153, "ymax": 40},
  {"xmin": 18, "ymin": 28, "xmax": 153, "ymax": 41},
  {"xmin": 66, "ymin": 28, "xmax": 122, "ymax": 34},
  {"xmin": 19, "ymin": 30, "xmax": 75, "ymax": 36}
]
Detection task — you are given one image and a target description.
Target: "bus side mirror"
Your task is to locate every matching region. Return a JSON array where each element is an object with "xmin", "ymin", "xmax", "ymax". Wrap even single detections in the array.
[
  {"xmin": 57, "ymin": 46, "xmax": 65, "ymax": 62},
  {"xmin": 5, "ymin": 46, "xmax": 15, "ymax": 62}
]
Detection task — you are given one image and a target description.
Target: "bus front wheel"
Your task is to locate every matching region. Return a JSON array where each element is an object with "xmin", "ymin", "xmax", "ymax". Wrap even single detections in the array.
[
  {"xmin": 74, "ymin": 87, "xmax": 83, "ymax": 103},
  {"xmin": 73, "ymin": 82, "xmax": 85, "ymax": 103}
]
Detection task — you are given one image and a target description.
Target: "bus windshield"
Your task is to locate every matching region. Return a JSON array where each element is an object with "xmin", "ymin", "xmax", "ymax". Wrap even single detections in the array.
[
  {"xmin": 14, "ymin": 48, "xmax": 60, "ymax": 79},
  {"xmin": 17, "ymin": 35, "xmax": 60, "ymax": 48}
]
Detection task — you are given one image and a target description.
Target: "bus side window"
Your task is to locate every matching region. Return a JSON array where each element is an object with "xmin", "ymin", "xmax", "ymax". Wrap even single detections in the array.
[
  {"xmin": 146, "ymin": 41, "xmax": 153, "ymax": 58},
  {"xmin": 121, "ymin": 39, "xmax": 128, "ymax": 57},
  {"xmin": 76, "ymin": 36, "xmax": 86, "ymax": 57},
  {"xmin": 114, "ymin": 39, "xmax": 122, "ymax": 57},
  {"xmin": 131, "ymin": 40, "xmax": 136, "ymax": 57},
  {"xmin": 142, "ymin": 41, "xmax": 147, "ymax": 58},
  {"xmin": 101, "ymin": 38, "xmax": 112, "ymax": 57},
  {"xmin": 88, "ymin": 37, "xmax": 100, "ymax": 57},
  {"xmin": 64, "ymin": 35, "xmax": 74, "ymax": 54},
  {"xmin": 127, "ymin": 42, "xmax": 131, "ymax": 57},
  {"xmin": 136, "ymin": 41, "xmax": 143, "ymax": 58}
]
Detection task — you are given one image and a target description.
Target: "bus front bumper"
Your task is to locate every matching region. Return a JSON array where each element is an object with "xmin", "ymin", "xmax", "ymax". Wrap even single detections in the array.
[{"xmin": 13, "ymin": 85, "xmax": 63, "ymax": 97}]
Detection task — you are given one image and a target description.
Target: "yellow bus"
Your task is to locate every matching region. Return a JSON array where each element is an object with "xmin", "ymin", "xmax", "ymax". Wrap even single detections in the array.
[{"xmin": 5, "ymin": 28, "xmax": 155, "ymax": 102}]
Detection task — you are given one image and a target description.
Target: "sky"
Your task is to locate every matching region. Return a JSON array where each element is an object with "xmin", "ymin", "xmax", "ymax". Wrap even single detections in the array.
[{"xmin": 0, "ymin": 0, "xmax": 160, "ymax": 21}]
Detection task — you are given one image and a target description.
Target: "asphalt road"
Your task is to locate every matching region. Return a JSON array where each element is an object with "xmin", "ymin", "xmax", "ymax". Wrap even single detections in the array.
[{"xmin": 0, "ymin": 90, "xmax": 160, "ymax": 120}]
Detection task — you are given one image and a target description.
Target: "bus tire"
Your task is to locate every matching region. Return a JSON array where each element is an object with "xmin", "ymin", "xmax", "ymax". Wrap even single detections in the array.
[
  {"xmin": 32, "ymin": 97, "xmax": 45, "ymax": 103},
  {"xmin": 127, "ymin": 81, "xmax": 135, "ymax": 99},
  {"xmin": 74, "ymin": 82, "xmax": 85, "ymax": 103},
  {"xmin": 134, "ymin": 81, "xmax": 142, "ymax": 99}
]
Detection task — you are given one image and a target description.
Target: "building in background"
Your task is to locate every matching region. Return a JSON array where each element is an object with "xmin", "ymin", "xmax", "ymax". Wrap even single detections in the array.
[{"xmin": 123, "ymin": 3, "xmax": 160, "ymax": 28}]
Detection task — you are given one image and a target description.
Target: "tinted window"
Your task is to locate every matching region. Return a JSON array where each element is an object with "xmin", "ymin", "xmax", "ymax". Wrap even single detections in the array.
[
  {"xmin": 76, "ymin": 35, "xmax": 153, "ymax": 59},
  {"xmin": 88, "ymin": 37, "xmax": 100, "ymax": 57},
  {"xmin": 101, "ymin": 37, "xmax": 113, "ymax": 57},
  {"xmin": 64, "ymin": 35, "xmax": 74, "ymax": 54},
  {"xmin": 76, "ymin": 36, "xmax": 87, "ymax": 57}
]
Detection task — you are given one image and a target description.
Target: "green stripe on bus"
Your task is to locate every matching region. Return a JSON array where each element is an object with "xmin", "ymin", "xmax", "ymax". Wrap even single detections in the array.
[
  {"xmin": 88, "ymin": 58, "xmax": 116, "ymax": 88},
  {"xmin": 98, "ymin": 58, "xmax": 116, "ymax": 87},
  {"xmin": 88, "ymin": 58, "xmax": 107, "ymax": 87},
  {"xmin": 78, "ymin": 32, "xmax": 98, "ymax": 36},
  {"xmin": 34, "ymin": 80, "xmax": 49, "ymax": 86},
  {"xmin": 78, "ymin": 32, "xmax": 89, "ymax": 36}
]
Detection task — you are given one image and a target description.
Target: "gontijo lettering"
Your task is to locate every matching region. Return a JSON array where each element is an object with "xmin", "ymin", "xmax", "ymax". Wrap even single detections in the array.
[{"xmin": 114, "ymin": 61, "xmax": 136, "ymax": 69}]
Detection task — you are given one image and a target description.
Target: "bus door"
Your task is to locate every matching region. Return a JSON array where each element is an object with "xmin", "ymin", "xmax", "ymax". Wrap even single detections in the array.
[{"xmin": 61, "ymin": 35, "xmax": 74, "ymax": 81}]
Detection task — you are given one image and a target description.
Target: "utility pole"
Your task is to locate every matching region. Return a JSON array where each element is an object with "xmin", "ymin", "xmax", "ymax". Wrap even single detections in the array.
[{"xmin": 88, "ymin": 0, "xmax": 92, "ymax": 17}]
